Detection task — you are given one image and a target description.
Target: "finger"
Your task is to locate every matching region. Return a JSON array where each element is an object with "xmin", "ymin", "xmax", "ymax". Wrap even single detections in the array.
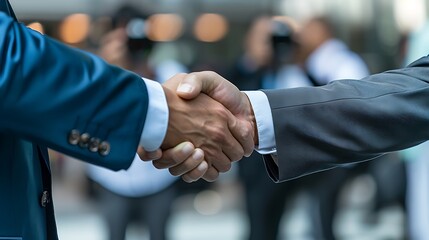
[
  {"xmin": 182, "ymin": 160, "xmax": 208, "ymax": 183},
  {"xmin": 169, "ymin": 149, "xmax": 204, "ymax": 176},
  {"xmin": 137, "ymin": 146, "xmax": 162, "ymax": 161},
  {"xmin": 177, "ymin": 72, "xmax": 243, "ymax": 115},
  {"xmin": 229, "ymin": 118, "xmax": 254, "ymax": 157},
  {"xmin": 206, "ymin": 150, "xmax": 232, "ymax": 173},
  {"xmin": 176, "ymin": 73, "xmax": 203, "ymax": 100},
  {"xmin": 176, "ymin": 71, "xmax": 225, "ymax": 100},
  {"xmin": 202, "ymin": 166, "xmax": 220, "ymax": 182},
  {"xmin": 153, "ymin": 142, "xmax": 195, "ymax": 169},
  {"xmin": 219, "ymin": 112, "xmax": 246, "ymax": 161}
]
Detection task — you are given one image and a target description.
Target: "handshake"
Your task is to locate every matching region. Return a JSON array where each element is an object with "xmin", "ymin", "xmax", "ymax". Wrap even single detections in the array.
[{"xmin": 138, "ymin": 71, "xmax": 258, "ymax": 183}]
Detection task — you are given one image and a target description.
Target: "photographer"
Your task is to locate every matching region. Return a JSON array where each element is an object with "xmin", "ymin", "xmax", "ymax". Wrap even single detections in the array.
[
  {"xmin": 86, "ymin": 5, "xmax": 186, "ymax": 240},
  {"xmin": 229, "ymin": 16, "xmax": 370, "ymax": 240},
  {"xmin": 228, "ymin": 16, "xmax": 296, "ymax": 240}
]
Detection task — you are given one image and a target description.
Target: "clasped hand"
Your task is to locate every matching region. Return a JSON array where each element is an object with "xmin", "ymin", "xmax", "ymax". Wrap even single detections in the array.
[{"xmin": 138, "ymin": 72, "xmax": 257, "ymax": 182}]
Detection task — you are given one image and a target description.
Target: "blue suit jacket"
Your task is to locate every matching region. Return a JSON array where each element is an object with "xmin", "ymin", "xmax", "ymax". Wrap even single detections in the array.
[{"xmin": 0, "ymin": 1, "xmax": 149, "ymax": 239}]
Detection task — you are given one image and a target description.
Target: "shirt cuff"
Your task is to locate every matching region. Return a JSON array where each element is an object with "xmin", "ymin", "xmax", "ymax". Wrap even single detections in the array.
[
  {"xmin": 139, "ymin": 78, "xmax": 169, "ymax": 152},
  {"xmin": 243, "ymin": 91, "xmax": 277, "ymax": 155}
]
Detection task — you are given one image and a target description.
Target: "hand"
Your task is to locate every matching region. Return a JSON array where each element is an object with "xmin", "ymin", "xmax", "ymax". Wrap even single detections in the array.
[
  {"xmin": 138, "ymin": 142, "xmax": 208, "ymax": 183},
  {"xmin": 160, "ymin": 73, "xmax": 252, "ymax": 180},
  {"xmin": 177, "ymin": 71, "xmax": 258, "ymax": 146},
  {"xmin": 138, "ymin": 143, "xmax": 221, "ymax": 182},
  {"xmin": 152, "ymin": 71, "xmax": 256, "ymax": 182},
  {"xmin": 139, "ymin": 72, "xmax": 257, "ymax": 182}
]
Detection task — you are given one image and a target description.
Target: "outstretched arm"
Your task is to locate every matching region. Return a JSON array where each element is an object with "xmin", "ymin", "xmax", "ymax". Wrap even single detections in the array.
[{"xmin": 146, "ymin": 57, "xmax": 429, "ymax": 183}]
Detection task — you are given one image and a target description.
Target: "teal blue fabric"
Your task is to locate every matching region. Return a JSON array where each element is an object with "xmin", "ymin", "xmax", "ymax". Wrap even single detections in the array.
[{"xmin": 0, "ymin": 2, "xmax": 150, "ymax": 238}]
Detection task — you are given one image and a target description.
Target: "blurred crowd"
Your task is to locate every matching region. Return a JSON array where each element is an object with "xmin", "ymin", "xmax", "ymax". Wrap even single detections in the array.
[{"xmin": 32, "ymin": 1, "xmax": 429, "ymax": 239}]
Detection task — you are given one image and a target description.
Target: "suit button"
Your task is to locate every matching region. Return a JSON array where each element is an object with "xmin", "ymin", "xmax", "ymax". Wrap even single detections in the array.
[
  {"xmin": 88, "ymin": 138, "xmax": 101, "ymax": 152},
  {"xmin": 40, "ymin": 191, "xmax": 50, "ymax": 207},
  {"xmin": 99, "ymin": 141, "xmax": 111, "ymax": 156},
  {"xmin": 68, "ymin": 130, "xmax": 80, "ymax": 145},
  {"xmin": 79, "ymin": 133, "xmax": 91, "ymax": 148}
]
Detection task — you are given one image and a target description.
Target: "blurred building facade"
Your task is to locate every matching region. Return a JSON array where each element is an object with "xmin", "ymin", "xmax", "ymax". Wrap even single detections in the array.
[{"xmin": 14, "ymin": 0, "xmax": 429, "ymax": 73}]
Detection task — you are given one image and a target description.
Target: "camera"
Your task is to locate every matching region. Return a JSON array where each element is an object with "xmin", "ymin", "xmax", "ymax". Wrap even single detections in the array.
[
  {"xmin": 125, "ymin": 18, "xmax": 154, "ymax": 53},
  {"xmin": 270, "ymin": 20, "xmax": 295, "ymax": 65},
  {"xmin": 112, "ymin": 5, "xmax": 154, "ymax": 53}
]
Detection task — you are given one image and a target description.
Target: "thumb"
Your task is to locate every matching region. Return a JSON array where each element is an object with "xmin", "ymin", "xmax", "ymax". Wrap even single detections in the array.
[
  {"xmin": 176, "ymin": 73, "xmax": 203, "ymax": 100},
  {"xmin": 176, "ymin": 71, "xmax": 221, "ymax": 100},
  {"xmin": 177, "ymin": 71, "xmax": 244, "ymax": 114},
  {"xmin": 137, "ymin": 146, "xmax": 162, "ymax": 161}
]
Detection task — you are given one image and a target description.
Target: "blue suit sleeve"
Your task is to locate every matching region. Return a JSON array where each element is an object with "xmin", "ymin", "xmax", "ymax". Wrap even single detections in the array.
[{"xmin": 0, "ymin": 12, "xmax": 149, "ymax": 170}]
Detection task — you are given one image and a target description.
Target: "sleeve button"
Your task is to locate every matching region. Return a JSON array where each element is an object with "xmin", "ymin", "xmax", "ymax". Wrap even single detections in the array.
[
  {"xmin": 68, "ymin": 129, "xmax": 80, "ymax": 145},
  {"xmin": 88, "ymin": 138, "xmax": 101, "ymax": 152},
  {"xmin": 78, "ymin": 133, "xmax": 91, "ymax": 148},
  {"xmin": 98, "ymin": 141, "xmax": 111, "ymax": 156}
]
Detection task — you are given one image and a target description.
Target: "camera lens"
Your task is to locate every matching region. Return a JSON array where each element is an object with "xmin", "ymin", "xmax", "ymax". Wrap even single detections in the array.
[{"xmin": 126, "ymin": 18, "xmax": 146, "ymax": 39}]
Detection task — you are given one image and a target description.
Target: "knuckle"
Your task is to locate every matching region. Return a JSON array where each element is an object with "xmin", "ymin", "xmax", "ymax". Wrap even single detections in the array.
[
  {"xmin": 152, "ymin": 161, "xmax": 164, "ymax": 170},
  {"xmin": 241, "ymin": 124, "xmax": 252, "ymax": 140},
  {"xmin": 171, "ymin": 154, "xmax": 185, "ymax": 165},
  {"xmin": 232, "ymin": 149, "xmax": 244, "ymax": 162},
  {"xmin": 202, "ymin": 166, "xmax": 219, "ymax": 182},
  {"xmin": 186, "ymin": 171, "xmax": 203, "ymax": 182},
  {"xmin": 170, "ymin": 158, "xmax": 199, "ymax": 177},
  {"xmin": 210, "ymin": 128, "xmax": 226, "ymax": 142},
  {"xmin": 222, "ymin": 162, "xmax": 232, "ymax": 172},
  {"xmin": 215, "ymin": 161, "xmax": 231, "ymax": 173},
  {"xmin": 169, "ymin": 168, "xmax": 181, "ymax": 177},
  {"xmin": 182, "ymin": 174, "xmax": 195, "ymax": 183},
  {"xmin": 212, "ymin": 133, "xmax": 224, "ymax": 143},
  {"xmin": 217, "ymin": 107, "xmax": 229, "ymax": 118}
]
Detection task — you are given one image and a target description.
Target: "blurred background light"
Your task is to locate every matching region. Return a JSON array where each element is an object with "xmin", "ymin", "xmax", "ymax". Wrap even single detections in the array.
[
  {"xmin": 59, "ymin": 13, "xmax": 91, "ymax": 44},
  {"xmin": 194, "ymin": 13, "xmax": 229, "ymax": 42},
  {"xmin": 193, "ymin": 190, "xmax": 223, "ymax": 215},
  {"xmin": 147, "ymin": 14, "xmax": 185, "ymax": 42},
  {"xmin": 27, "ymin": 22, "xmax": 44, "ymax": 34},
  {"xmin": 394, "ymin": 0, "xmax": 426, "ymax": 33}
]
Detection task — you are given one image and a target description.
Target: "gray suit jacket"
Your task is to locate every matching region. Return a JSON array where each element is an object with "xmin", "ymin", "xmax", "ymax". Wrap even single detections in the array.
[{"xmin": 263, "ymin": 56, "xmax": 429, "ymax": 182}]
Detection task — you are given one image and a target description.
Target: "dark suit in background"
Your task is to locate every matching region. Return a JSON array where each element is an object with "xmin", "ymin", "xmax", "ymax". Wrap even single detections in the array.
[{"xmin": 229, "ymin": 56, "xmax": 290, "ymax": 240}]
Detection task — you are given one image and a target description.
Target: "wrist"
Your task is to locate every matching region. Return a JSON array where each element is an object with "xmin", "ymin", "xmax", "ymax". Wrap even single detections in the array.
[
  {"xmin": 139, "ymin": 78, "xmax": 169, "ymax": 151},
  {"xmin": 242, "ymin": 90, "xmax": 275, "ymax": 151},
  {"xmin": 161, "ymin": 85, "xmax": 180, "ymax": 149},
  {"xmin": 243, "ymin": 93, "xmax": 258, "ymax": 146}
]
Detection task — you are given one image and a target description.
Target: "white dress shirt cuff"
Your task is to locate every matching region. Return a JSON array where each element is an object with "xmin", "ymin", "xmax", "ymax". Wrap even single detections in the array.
[
  {"xmin": 243, "ymin": 91, "xmax": 277, "ymax": 155},
  {"xmin": 139, "ymin": 78, "xmax": 169, "ymax": 151}
]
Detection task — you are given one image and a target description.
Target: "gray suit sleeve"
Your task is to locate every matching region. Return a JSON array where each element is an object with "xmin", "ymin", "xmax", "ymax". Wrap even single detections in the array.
[{"xmin": 263, "ymin": 56, "xmax": 429, "ymax": 182}]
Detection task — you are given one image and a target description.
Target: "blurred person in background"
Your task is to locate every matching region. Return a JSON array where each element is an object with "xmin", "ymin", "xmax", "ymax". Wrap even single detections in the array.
[
  {"xmin": 291, "ymin": 17, "xmax": 406, "ymax": 240},
  {"xmin": 0, "ymin": 0, "xmax": 255, "ymax": 238},
  {"xmin": 88, "ymin": 155, "xmax": 178, "ymax": 240},
  {"xmin": 228, "ymin": 16, "xmax": 291, "ymax": 240},
  {"xmin": 292, "ymin": 17, "xmax": 369, "ymax": 86},
  {"xmin": 229, "ymin": 15, "xmax": 371, "ymax": 240},
  {"xmin": 86, "ymin": 5, "xmax": 188, "ymax": 240}
]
